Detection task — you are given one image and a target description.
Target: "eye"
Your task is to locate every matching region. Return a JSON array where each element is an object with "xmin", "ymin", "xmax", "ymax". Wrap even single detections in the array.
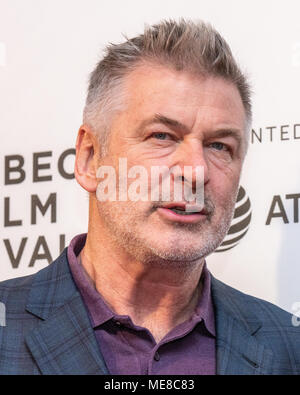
[
  {"xmin": 210, "ymin": 142, "xmax": 228, "ymax": 151},
  {"xmin": 151, "ymin": 132, "xmax": 170, "ymax": 140}
]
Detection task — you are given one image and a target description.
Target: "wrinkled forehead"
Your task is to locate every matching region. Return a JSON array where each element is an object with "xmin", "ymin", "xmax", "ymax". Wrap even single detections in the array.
[{"xmin": 121, "ymin": 63, "xmax": 247, "ymax": 135}]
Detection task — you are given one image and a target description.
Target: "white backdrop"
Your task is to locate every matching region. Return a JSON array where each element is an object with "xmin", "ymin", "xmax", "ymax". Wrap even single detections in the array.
[{"xmin": 1, "ymin": 0, "xmax": 300, "ymax": 314}]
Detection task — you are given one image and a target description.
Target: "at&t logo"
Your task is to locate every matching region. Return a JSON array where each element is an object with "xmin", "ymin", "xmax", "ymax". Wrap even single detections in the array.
[{"xmin": 216, "ymin": 186, "xmax": 252, "ymax": 253}]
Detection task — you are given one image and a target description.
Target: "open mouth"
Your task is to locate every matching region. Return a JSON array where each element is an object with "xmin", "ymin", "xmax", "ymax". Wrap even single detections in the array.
[
  {"xmin": 156, "ymin": 204, "xmax": 206, "ymax": 224},
  {"xmin": 167, "ymin": 207, "xmax": 201, "ymax": 215}
]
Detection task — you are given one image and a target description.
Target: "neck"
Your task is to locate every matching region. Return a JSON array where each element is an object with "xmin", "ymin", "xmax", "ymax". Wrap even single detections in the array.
[{"xmin": 81, "ymin": 229, "xmax": 204, "ymax": 342}]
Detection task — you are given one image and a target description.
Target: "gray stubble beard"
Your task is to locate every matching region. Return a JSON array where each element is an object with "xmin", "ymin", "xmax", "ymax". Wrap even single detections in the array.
[{"xmin": 96, "ymin": 192, "xmax": 237, "ymax": 271}]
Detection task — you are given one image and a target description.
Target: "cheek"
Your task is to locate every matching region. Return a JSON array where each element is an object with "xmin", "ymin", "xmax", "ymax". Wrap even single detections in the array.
[
  {"xmin": 207, "ymin": 152, "xmax": 242, "ymax": 183},
  {"xmin": 207, "ymin": 166, "xmax": 241, "ymax": 205}
]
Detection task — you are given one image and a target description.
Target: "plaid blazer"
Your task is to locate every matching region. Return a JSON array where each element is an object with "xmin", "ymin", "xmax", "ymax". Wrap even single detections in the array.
[{"xmin": 0, "ymin": 248, "xmax": 300, "ymax": 375}]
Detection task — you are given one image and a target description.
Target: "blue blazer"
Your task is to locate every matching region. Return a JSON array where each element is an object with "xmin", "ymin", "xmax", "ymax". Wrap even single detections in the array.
[{"xmin": 0, "ymin": 248, "xmax": 299, "ymax": 375}]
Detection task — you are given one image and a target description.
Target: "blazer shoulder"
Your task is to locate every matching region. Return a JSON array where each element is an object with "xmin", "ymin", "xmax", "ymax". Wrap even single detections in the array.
[
  {"xmin": 212, "ymin": 276, "xmax": 300, "ymax": 374},
  {"xmin": 0, "ymin": 248, "xmax": 77, "ymax": 318},
  {"xmin": 0, "ymin": 273, "xmax": 36, "ymax": 313},
  {"xmin": 0, "ymin": 273, "xmax": 45, "ymax": 375},
  {"xmin": 211, "ymin": 276, "xmax": 295, "ymax": 327}
]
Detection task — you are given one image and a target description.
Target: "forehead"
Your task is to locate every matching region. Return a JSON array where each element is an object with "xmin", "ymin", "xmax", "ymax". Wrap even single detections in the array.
[{"xmin": 120, "ymin": 63, "xmax": 246, "ymax": 133}]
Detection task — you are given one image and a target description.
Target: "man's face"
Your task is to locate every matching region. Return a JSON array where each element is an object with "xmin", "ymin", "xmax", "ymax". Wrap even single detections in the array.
[{"xmin": 95, "ymin": 63, "xmax": 247, "ymax": 265}]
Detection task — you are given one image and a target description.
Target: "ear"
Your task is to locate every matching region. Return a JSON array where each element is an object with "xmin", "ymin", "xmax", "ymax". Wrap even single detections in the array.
[{"xmin": 74, "ymin": 125, "xmax": 101, "ymax": 193}]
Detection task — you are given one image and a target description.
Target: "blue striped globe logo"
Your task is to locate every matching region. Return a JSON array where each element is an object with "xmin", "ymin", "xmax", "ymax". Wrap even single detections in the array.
[{"xmin": 216, "ymin": 186, "xmax": 251, "ymax": 253}]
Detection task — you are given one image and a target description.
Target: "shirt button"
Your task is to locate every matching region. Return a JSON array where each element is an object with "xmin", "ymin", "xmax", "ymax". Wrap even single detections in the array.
[
  {"xmin": 115, "ymin": 321, "xmax": 121, "ymax": 326},
  {"xmin": 154, "ymin": 352, "xmax": 160, "ymax": 361}
]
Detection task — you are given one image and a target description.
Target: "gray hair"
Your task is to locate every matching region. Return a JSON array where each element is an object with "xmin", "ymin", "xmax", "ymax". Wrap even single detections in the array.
[{"xmin": 83, "ymin": 19, "xmax": 252, "ymax": 152}]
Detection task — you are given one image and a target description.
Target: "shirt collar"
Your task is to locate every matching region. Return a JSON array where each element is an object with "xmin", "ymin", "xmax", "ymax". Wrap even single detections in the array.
[
  {"xmin": 68, "ymin": 233, "xmax": 114, "ymax": 327},
  {"xmin": 194, "ymin": 264, "xmax": 216, "ymax": 336}
]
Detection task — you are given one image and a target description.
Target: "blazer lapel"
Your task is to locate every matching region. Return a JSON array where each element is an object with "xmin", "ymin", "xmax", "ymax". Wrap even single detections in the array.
[
  {"xmin": 215, "ymin": 308, "xmax": 274, "ymax": 375},
  {"xmin": 211, "ymin": 277, "xmax": 275, "ymax": 375},
  {"xmin": 25, "ymin": 249, "xmax": 109, "ymax": 375},
  {"xmin": 25, "ymin": 293, "xmax": 109, "ymax": 375}
]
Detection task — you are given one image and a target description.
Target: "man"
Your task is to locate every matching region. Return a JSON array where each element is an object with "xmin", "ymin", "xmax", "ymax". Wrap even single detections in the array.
[{"xmin": 0, "ymin": 19, "xmax": 300, "ymax": 375}]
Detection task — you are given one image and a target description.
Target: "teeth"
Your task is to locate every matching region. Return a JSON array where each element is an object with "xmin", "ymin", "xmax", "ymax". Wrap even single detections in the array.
[{"xmin": 170, "ymin": 208, "xmax": 195, "ymax": 215}]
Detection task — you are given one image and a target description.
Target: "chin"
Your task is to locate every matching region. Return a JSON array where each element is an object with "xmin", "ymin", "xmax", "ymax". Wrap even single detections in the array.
[
  {"xmin": 144, "ymin": 240, "xmax": 215, "ymax": 263},
  {"xmin": 147, "ymin": 226, "xmax": 227, "ymax": 262}
]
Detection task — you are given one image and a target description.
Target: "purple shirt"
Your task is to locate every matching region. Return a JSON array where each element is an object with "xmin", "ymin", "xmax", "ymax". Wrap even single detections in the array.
[{"xmin": 68, "ymin": 234, "xmax": 216, "ymax": 375}]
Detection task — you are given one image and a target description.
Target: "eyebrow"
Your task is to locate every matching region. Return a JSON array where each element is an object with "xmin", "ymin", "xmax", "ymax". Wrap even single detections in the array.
[
  {"xmin": 137, "ymin": 113, "xmax": 190, "ymax": 134},
  {"xmin": 207, "ymin": 129, "xmax": 243, "ymax": 145}
]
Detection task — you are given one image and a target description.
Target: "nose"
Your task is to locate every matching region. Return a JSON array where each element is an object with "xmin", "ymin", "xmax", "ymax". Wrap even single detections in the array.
[{"xmin": 173, "ymin": 139, "xmax": 209, "ymax": 190}]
